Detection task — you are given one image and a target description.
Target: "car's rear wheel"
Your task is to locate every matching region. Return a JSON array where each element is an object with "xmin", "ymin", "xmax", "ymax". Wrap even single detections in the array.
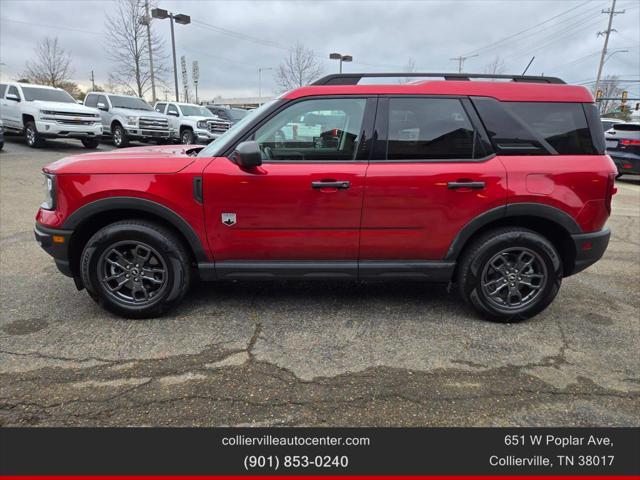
[
  {"xmin": 457, "ymin": 227, "xmax": 562, "ymax": 322},
  {"xmin": 180, "ymin": 128, "xmax": 194, "ymax": 144},
  {"xmin": 112, "ymin": 124, "xmax": 130, "ymax": 148},
  {"xmin": 81, "ymin": 137, "xmax": 100, "ymax": 149},
  {"xmin": 24, "ymin": 121, "xmax": 45, "ymax": 148},
  {"xmin": 80, "ymin": 220, "xmax": 192, "ymax": 319}
]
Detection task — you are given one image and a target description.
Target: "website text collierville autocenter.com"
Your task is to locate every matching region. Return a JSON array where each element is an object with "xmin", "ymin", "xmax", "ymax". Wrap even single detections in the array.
[{"xmin": 222, "ymin": 434, "xmax": 371, "ymax": 447}]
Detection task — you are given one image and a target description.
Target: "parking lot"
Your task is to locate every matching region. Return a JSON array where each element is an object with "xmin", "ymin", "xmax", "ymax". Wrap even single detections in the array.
[{"xmin": 1, "ymin": 135, "xmax": 639, "ymax": 427}]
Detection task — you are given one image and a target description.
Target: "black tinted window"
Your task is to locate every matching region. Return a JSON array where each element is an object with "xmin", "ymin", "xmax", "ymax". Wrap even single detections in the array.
[
  {"xmin": 473, "ymin": 98, "xmax": 597, "ymax": 155},
  {"xmin": 387, "ymin": 98, "xmax": 484, "ymax": 160},
  {"xmin": 85, "ymin": 94, "xmax": 98, "ymax": 108}
]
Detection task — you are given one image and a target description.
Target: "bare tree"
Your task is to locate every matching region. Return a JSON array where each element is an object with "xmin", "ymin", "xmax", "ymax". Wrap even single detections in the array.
[
  {"xmin": 275, "ymin": 43, "xmax": 322, "ymax": 92},
  {"xmin": 597, "ymin": 75, "xmax": 623, "ymax": 115},
  {"xmin": 483, "ymin": 56, "xmax": 506, "ymax": 76},
  {"xmin": 23, "ymin": 37, "xmax": 74, "ymax": 87},
  {"xmin": 105, "ymin": 0, "xmax": 167, "ymax": 98},
  {"xmin": 399, "ymin": 57, "xmax": 416, "ymax": 84}
]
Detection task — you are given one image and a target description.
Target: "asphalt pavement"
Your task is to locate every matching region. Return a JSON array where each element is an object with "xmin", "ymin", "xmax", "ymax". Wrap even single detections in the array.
[{"xmin": 1, "ymin": 135, "xmax": 638, "ymax": 426}]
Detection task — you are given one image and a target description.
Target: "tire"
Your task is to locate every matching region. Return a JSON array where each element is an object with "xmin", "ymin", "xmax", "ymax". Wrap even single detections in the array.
[
  {"xmin": 80, "ymin": 220, "xmax": 192, "ymax": 319},
  {"xmin": 180, "ymin": 128, "xmax": 194, "ymax": 145},
  {"xmin": 457, "ymin": 227, "xmax": 562, "ymax": 323},
  {"xmin": 616, "ymin": 172, "xmax": 623, "ymax": 179},
  {"xmin": 81, "ymin": 137, "xmax": 100, "ymax": 149},
  {"xmin": 112, "ymin": 124, "xmax": 129, "ymax": 148},
  {"xmin": 24, "ymin": 121, "xmax": 45, "ymax": 148}
]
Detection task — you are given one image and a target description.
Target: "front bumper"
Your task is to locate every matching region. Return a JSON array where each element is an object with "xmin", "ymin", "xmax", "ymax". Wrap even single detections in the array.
[
  {"xmin": 609, "ymin": 152, "xmax": 640, "ymax": 175},
  {"xmin": 34, "ymin": 222, "xmax": 73, "ymax": 277},
  {"xmin": 36, "ymin": 120, "xmax": 102, "ymax": 138},
  {"xmin": 125, "ymin": 127, "xmax": 172, "ymax": 139},
  {"xmin": 569, "ymin": 227, "xmax": 610, "ymax": 276},
  {"xmin": 194, "ymin": 128, "xmax": 222, "ymax": 144}
]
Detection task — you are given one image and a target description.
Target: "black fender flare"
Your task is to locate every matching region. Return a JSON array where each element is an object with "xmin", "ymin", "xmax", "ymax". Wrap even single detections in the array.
[
  {"xmin": 63, "ymin": 197, "xmax": 209, "ymax": 262},
  {"xmin": 445, "ymin": 202, "xmax": 581, "ymax": 261}
]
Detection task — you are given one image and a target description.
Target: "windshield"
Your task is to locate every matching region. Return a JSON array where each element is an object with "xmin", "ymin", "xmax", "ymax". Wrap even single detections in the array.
[
  {"xmin": 229, "ymin": 108, "xmax": 249, "ymax": 121},
  {"xmin": 109, "ymin": 95, "xmax": 152, "ymax": 111},
  {"xmin": 198, "ymin": 99, "xmax": 278, "ymax": 158},
  {"xmin": 22, "ymin": 87, "xmax": 76, "ymax": 103},
  {"xmin": 180, "ymin": 105, "xmax": 213, "ymax": 117}
]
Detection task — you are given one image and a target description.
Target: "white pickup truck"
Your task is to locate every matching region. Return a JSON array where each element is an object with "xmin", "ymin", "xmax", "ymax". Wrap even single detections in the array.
[
  {"xmin": 154, "ymin": 101, "xmax": 230, "ymax": 144},
  {"xmin": 0, "ymin": 82, "xmax": 102, "ymax": 148}
]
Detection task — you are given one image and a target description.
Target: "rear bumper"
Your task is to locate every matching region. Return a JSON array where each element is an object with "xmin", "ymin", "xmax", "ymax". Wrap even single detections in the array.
[
  {"xmin": 34, "ymin": 222, "xmax": 73, "ymax": 277},
  {"xmin": 609, "ymin": 152, "xmax": 640, "ymax": 175},
  {"xmin": 569, "ymin": 227, "xmax": 610, "ymax": 276}
]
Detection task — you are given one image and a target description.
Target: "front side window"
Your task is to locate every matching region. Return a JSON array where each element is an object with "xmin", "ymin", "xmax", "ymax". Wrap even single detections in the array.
[
  {"xmin": 386, "ymin": 98, "xmax": 483, "ymax": 160},
  {"xmin": 0, "ymin": 84, "xmax": 6, "ymax": 98},
  {"xmin": 8, "ymin": 85, "xmax": 20, "ymax": 99},
  {"xmin": 155, "ymin": 102, "xmax": 166, "ymax": 113},
  {"xmin": 167, "ymin": 104, "xmax": 179, "ymax": 116},
  {"xmin": 21, "ymin": 87, "xmax": 75, "ymax": 103},
  {"xmin": 97, "ymin": 95, "xmax": 108, "ymax": 108},
  {"xmin": 253, "ymin": 98, "xmax": 366, "ymax": 161},
  {"xmin": 85, "ymin": 94, "xmax": 98, "ymax": 108}
]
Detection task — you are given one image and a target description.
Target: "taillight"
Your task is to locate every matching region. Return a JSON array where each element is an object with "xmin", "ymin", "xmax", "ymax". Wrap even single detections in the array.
[
  {"xmin": 619, "ymin": 138, "xmax": 640, "ymax": 146},
  {"xmin": 605, "ymin": 172, "xmax": 616, "ymax": 215}
]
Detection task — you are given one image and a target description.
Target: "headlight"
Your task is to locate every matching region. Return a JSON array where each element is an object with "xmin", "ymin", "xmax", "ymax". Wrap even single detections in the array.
[
  {"xmin": 197, "ymin": 120, "xmax": 208, "ymax": 129},
  {"xmin": 40, "ymin": 109, "xmax": 56, "ymax": 115},
  {"xmin": 126, "ymin": 116, "xmax": 138, "ymax": 126},
  {"xmin": 42, "ymin": 174, "xmax": 56, "ymax": 210}
]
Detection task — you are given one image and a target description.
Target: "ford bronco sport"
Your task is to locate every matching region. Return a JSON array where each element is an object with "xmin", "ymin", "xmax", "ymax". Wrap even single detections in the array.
[{"xmin": 34, "ymin": 73, "xmax": 616, "ymax": 322}]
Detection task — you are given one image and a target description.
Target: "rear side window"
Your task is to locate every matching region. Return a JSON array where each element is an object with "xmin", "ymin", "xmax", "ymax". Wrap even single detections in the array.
[
  {"xmin": 386, "ymin": 98, "xmax": 486, "ymax": 160},
  {"xmin": 473, "ymin": 98, "xmax": 597, "ymax": 155}
]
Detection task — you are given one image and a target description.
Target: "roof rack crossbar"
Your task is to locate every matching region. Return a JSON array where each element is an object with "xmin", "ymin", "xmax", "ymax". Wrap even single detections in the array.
[{"xmin": 311, "ymin": 72, "xmax": 565, "ymax": 86}]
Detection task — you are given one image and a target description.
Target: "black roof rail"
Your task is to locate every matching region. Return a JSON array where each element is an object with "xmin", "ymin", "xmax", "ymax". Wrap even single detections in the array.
[{"xmin": 311, "ymin": 72, "xmax": 565, "ymax": 86}]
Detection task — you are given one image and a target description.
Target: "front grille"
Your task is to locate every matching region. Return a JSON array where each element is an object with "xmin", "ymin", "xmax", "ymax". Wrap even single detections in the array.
[
  {"xmin": 47, "ymin": 111, "xmax": 100, "ymax": 118},
  {"xmin": 139, "ymin": 117, "xmax": 169, "ymax": 130},
  {"xmin": 207, "ymin": 120, "xmax": 230, "ymax": 134},
  {"xmin": 57, "ymin": 119, "xmax": 97, "ymax": 125}
]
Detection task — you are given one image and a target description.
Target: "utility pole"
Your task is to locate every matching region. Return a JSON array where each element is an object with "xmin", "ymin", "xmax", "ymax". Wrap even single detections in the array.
[
  {"xmin": 450, "ymin": 54, "xmax": 478, "ymax": 73},
  {"xmin": 594, "ymin": 0, "xmax": 625, "ymax": 96},
  {"xmin": 143, "ymin": 0, "xmax": 157, "ymax": 103},
  {"xmin": 90, "ymin": 70, "xmax": 96, "ymax": 91}
]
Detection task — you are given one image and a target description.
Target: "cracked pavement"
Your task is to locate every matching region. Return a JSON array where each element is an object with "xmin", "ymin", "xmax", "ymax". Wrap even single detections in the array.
[{"xmin": 1, "ymin": 138, "xmax": 639, "ymax": 426}]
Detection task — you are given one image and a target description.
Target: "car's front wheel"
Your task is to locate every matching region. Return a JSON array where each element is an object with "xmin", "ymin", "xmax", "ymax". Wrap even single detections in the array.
[
  {"xmin": 80, "ymin": 220, "xmax": 192, "ymax": 319},
  {"xmin": 180, "ymin": 128, "xmax": 194, "ymax": 144},
  {"xmin": 112, "ymin": 124, "xmax": 130, "ymax": 148},
  {"xmin": 24, "ymin": 121, "xmax": 45, "ymax": 148},
  {"xmin": 81, "ymin": 137, "xmax": 100, "ymax": 149},
  {"xmin": 457, "ymin": 227, "xmax": 562, "ymax": 322}
]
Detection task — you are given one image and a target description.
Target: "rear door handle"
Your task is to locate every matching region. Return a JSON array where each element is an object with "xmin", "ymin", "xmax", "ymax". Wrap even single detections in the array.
[
  {"xmin": 311, "ymin": 180, "xmax": 350, "ymax": 189},
  {"xmin": 447, "ymin": 181, "xmax": 485, "ymax": 190}
]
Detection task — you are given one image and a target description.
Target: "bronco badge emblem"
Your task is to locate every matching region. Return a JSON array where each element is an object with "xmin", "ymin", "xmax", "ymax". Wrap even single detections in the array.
[{"xmin": 221, "ymin": 213, "xmax": 236, "ymax": 226}]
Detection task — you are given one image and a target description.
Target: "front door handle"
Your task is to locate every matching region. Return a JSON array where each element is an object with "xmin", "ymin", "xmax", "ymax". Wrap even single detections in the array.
[
  {"xmin": 447, "ymin": 181, "xmax": 485, "ymax": 190},
  {"xmin": 311, "ymin": 180, "xmax": 350, "ymax": 189}
]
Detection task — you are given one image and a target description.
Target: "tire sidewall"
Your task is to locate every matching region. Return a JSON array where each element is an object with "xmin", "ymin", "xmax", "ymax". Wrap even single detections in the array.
[
  {"xmin": 81, "ymin": 223, "xmax": 188, "ymax": 318},
  {"xmin": 181, "ymin": 129, "xmax": 193, "ymax": 144},
  {"xmin": 82, "ymin": 138, "xmax": 99, "ymax": 149},
  {"xmin": 25, "ymin": 122, "xmax": 39, "ymax": 147},
  {"xmin": 113, "ymin": 125, "xmax": 128, "ymax": 148},
  {"xmin": 462, "ymin": 230, "xmax": 562, "ymax": 321}
]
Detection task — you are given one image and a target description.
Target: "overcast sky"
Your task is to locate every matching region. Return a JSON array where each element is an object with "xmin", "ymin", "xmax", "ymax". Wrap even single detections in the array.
[{"xmin": 1, "ymin": 0, "xmax": 638, "ymax": 101}]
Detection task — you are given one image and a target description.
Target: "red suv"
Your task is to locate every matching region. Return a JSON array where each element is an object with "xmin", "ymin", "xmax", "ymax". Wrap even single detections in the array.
[{"xmin": 34, "ymin": 73, "xmax": 616, "ymax": 322}]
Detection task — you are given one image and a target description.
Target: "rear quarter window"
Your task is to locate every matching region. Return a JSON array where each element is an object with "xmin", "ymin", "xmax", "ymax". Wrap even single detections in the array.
[{"xmin": 473, "ymin": 98, "xmax": 598, "ymax": 155}]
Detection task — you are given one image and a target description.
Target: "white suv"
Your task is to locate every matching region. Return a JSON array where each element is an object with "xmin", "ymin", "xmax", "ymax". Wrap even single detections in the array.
[
  {"xmin": 0, "ymin": 82, "xmax": 102, "ymax": 148},
  {"xmin": 154, "ymin": 101, "xmax": 230, "ymax": 144}
]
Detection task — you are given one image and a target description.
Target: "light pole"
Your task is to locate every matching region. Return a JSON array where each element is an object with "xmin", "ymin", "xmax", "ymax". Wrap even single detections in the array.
[
  {"xmin": 258, "ymin": 67, "xmax": 273, "ymax": 104},
  {"xmin": 329, "ymin": 53, "xmax": 352, "ymax": 73},
  {"xmin": 151, "ymin": 8, "xmax": 190, "ymax": 101}
]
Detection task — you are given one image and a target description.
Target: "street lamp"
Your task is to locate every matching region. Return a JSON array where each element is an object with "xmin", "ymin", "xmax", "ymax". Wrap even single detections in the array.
[
  {"xmin": 258, "ymin": 67, "xmax": 273, "ymax": 104},
  {"xmin": 151, "ymin": 8, "xmax": 190, "ymax": 101},
  {"xmin": 329, "ymin": 52, "xmax": 352, "ymax": 73},
  {"xmin": 604, "ymin": 49, "xmax": 628, "ymax": 65}
]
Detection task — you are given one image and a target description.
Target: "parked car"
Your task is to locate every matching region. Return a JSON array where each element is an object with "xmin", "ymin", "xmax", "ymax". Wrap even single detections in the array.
[
  {"xmin": 600, "ymin": 117, "xmax": 625, "ymax": 132},
  {"xmin": 154, "ymin": 101, "xmax": 230, "ymax": 144},
  {"xmin": 0, "ymin": 82, "xmax": 102, "ymax": 148},
  {"xmin": 35, "ymin": 72, "xmax": 616, "ymax": 322},
  {"xmin": 0, "ymin": 119, "xmax": 4, "ymax": 150},
  {"xmin": 84, "ymin": 92, "xmax": 171, "ymax": 148},
  {"xmin": 605, "ymin": 122, "xmax": 640, "ymax": 177},
  {"xmin": 205, "ymin": 105, "xmax": 249, "ymax": 125}
]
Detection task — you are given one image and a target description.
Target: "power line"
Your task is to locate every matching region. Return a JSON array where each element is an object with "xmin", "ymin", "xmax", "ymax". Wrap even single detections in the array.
[{"xmin": 0, "ymin": 17, "xmax": 101, "ymax": 36}]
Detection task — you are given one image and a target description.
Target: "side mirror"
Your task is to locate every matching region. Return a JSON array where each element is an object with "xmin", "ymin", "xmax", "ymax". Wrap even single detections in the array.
[
  {"xmin": 77, "ymin": 100, "xmax": 83, "ymax": 104},
  {"xmin": 6, "ymin": 93, "xmax": 20, "ymax": 102},
  {"xmin": 231, "ymin": 141, "xmax": 262, "ymax": 168},
  {"xmin": 167, "ymin": 111, "xmax": 179, "ymax": 117},
  {"xmin": 97, "ymin": 102, "xmax": 108, "ymax": 111}
]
